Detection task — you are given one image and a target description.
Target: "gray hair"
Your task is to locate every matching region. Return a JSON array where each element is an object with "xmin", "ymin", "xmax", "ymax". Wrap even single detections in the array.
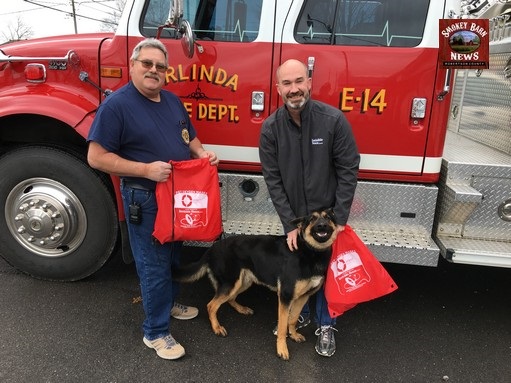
[{"xmin": 130, "ymin": 38, "xmax": 168, "ymax": 66}]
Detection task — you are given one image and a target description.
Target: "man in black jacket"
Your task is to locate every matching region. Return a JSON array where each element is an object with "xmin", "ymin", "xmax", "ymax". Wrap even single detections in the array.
[{"xmin": 259, "ymin": 59, "xmax": 360, "ymax": 357}]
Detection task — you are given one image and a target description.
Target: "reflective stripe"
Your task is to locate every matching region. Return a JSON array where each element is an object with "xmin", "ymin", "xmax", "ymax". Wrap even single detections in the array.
[{"xmin": 204, "ymin": 144, "xmax": 442, "ymax": 174}]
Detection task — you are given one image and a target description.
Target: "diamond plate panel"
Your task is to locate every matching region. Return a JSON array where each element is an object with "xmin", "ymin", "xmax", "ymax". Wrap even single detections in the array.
[
  {"xmin": 464, "ymin": 176, "xmax": 511, "ymax": 240},
  {"xmin": 436, "ymin": 133, "xmax": 511, "ymax": 241},
  {"xmin": 368, "ymin": 244, "xmax": 439, "ymax": 267},
  {"xmin": 441, "ymin": 132, "xmax": 511, "ymax": 179},
  {"xmin": 218, "ymin": 174, "xmax": 440, "ymax": 265},
  {"xmin": 219, "ymin": 173, "xmax": 280, "ymax": 226},
  {"xmin": 448, "ymin": 51, "xmax": 511, "ymax": 155},
  {"xmin": 437, "ymin": 133, "xmax": 511, "ymax": 242},
  {"xmin": 349, "ymin": 182, "xmax": 438, "ymax": 231},
  {"xmin": 436, "ymin": 236, "xmax": 511, "ymax": 268},
  {"xmin": 434, "ymin": 132, "xmax": 511, "ymax": 263},
  {"xmin": 354, "ymin": 226, "xmax": 439, "ymax": 266}
]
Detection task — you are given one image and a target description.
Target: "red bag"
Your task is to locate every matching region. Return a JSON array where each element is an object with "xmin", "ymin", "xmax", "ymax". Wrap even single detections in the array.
[
  {"xmin": 152, "ymin": 158, "xmax": 223, "ymax": 243},
  {"xmin": 325, "ymin": 225, "xmax": 398, "ymax": 317}
]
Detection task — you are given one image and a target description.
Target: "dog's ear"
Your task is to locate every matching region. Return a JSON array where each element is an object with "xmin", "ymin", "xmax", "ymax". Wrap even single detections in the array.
[{"xmin": 324, "ymin": 208, "xmax": 336, "ymax": 224}]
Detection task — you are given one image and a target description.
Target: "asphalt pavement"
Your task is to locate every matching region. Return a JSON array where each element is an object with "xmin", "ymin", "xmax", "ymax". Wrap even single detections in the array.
[{"xmin": 0, "ymin": 247, "xmax": 510, "ymax": 383}]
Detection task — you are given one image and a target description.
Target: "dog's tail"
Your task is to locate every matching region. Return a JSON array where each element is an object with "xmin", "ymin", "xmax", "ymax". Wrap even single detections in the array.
[{"xmin": 173, "ymin": 249, "xmax": 209, "ymax": 283}]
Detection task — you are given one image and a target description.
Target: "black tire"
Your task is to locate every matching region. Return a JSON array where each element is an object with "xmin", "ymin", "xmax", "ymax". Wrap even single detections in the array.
[{"xmin": 0, "ymin": 146, "xmax": 118, "ymax": 281}]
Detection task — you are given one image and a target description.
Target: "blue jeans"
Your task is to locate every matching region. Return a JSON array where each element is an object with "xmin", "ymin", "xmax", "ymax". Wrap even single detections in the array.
[
  {"xmin": 121, "ymin": 184, "xmax": 181, "ymax": 340},
  {"xmin": 301, "ymin": 287, "xmax": 336, "ymax": 327}
]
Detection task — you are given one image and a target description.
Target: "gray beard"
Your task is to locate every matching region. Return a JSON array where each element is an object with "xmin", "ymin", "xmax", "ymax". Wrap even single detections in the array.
[{"xmin": 285, "ymin": 97, "xmax": 307, "ymax": 110}]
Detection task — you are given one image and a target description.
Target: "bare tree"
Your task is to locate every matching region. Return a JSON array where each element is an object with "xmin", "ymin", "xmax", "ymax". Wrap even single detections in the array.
[
  {"xmin": 100, "ymin": 0, "xmax": 127, "ymax": 32},
  {"xmin": 1, "ymin": 17, "xmax": 34, "ymax": 44}
]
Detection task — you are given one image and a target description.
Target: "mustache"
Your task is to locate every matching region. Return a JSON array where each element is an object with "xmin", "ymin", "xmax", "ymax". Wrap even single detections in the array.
[{"xmin": 144, "ymin": 74, "xmax": 161, "ymax": 81}]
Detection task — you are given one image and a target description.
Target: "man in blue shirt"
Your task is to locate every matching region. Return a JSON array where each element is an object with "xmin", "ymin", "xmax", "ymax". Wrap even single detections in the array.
[{"xmin": 87, "ymin": 38, "xmax": 218, "ymax": 360}]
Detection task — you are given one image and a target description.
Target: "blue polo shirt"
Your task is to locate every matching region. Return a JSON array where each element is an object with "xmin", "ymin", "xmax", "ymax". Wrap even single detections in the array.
[{"xmin": 88, "ymin": 82, "xmax": 197, "ymax": 189}]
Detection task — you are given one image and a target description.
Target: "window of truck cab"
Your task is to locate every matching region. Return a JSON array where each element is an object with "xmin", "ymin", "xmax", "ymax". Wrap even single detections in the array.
[
  {"xmin": 141, "ymin": 0, "xmax": 263, "ymax": 42},
  {"xmin": 295, "ymin": 0, "xmax": 430, "ymax": 47}
]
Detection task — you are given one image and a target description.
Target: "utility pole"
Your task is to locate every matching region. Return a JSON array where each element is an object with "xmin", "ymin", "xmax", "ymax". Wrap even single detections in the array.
[{"xmin": 71, "ymin": 0, "xmax": 78, "ymax": 34}]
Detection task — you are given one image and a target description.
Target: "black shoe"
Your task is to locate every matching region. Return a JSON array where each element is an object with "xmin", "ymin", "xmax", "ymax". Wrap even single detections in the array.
[
  {"xmin": 272, "ymin": 314, "xmax": 311, "ymax": 336},
  {"xmin": 314, "ymin": 325, "xmax": 337, "ymax": 357}
]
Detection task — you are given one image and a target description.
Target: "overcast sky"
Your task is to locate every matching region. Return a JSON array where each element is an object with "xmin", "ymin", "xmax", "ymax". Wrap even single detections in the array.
[{"xmin": 0, "ymin": 0, "xmax": 119, "ymax": 42}]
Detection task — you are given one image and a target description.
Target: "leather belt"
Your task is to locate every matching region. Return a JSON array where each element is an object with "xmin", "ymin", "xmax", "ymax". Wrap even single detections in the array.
[{"xmin": 122, "ymin": 179, "xmax": 154, "ymax": 191}]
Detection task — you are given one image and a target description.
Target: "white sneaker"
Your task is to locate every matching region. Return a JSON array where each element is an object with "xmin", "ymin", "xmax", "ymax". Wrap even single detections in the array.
[
  {"xmin": 143, "ymin": 335, "xmax": 185, "ymax": 360},
  {"xmin": 170, "ymin": 302, "xmax": 199, "ymax": 320}
]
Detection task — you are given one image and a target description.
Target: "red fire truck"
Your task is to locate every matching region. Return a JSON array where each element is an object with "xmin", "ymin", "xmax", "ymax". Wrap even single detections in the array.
[{"xmin": 0, "ymin": 0, "xmax": 509, "ymax": 281}]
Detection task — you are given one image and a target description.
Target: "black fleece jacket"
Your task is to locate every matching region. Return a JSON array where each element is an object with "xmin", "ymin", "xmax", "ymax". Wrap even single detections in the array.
[{"xmin": 259, "ymin": 99, "xmax": 360, "ymax": 233}]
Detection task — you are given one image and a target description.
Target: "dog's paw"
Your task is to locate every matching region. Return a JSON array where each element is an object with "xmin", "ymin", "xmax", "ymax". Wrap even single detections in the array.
[
  {"xmin": 277, "ymin": 347, "xmax": 290, "ymax": 361},
  {"xmin": 237, "ymin": 306, "xmax": 254, "ymax": 315},
  {"xmin": 276, "ymin": 338, "xmax": 290, "ymax": 360},
  {"xmin": 289, "ymin": 332, "xmax": 306, "ymax": 343},
  {"xmin": 229, "ymin": 301, "xmax": 254, "ymax": 315},
  {"xmin": 212, "ymin": 325, "xmax": 228, "ymax": 337}
]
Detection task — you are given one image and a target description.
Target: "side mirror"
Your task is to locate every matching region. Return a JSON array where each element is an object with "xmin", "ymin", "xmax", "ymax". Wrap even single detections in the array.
[
  {"xmin": 179, "ymin": 19, "xmax": 194, "ymax": 59},
  {"xmin": 155, "ymin": 18, "xmax": 195, "ymax": 59}
]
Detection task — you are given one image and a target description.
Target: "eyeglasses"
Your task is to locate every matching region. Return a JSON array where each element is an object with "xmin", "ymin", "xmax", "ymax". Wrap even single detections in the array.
[{"xmin": 134, "ymin": 59, "xmax": 167, "ymax": 73}]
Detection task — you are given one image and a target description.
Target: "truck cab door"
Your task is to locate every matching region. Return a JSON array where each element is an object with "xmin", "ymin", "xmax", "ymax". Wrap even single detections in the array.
[
  {"xmin": 278, "ymin": 0, "xmax": 447, "ymax": 182},
  {"xmin": 133, "ymin": 0, "xmax": 276, "ymax": 172}
]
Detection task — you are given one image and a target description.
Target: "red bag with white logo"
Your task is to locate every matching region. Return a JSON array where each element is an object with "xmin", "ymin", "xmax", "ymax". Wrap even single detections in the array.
[
  {"xmin": 324, "ymin": 225, "xmax": 398, "ymax": 317},
  {"xmin": 152, "ymin": 158, "xmax": 223, "ymax": 243}
]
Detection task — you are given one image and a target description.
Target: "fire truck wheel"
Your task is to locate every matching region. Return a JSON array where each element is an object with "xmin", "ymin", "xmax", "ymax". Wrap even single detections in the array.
[{"xmin": 0, "ymin": 146, "xmax": 118, "ymax": 281}]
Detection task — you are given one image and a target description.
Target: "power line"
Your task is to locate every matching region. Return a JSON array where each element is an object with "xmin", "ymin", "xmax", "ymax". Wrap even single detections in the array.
[
  {"xmin": 82, "ymin": 0, "xmax": 119, "ymax": 12},
  {"xmin": 23, "ymin": 1, "xmax": 73, "ymax": 17},
  {"xmin": 0, "ymin": 7, "xmax": 41, "ymax": 17},
  {"xmin": 23, "ymin": 0, "xmax": 117, "ymax": 32}
]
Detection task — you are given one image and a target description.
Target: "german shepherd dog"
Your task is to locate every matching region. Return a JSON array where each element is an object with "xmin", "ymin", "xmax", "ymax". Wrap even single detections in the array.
[{"xmin": 174, "ymin": 209, "xmax": 338, "ymax": 360}]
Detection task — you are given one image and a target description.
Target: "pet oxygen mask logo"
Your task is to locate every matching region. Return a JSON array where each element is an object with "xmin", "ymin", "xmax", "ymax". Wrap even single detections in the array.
[{"xmin": 174, "ymin": 191, "xmax": 209, "ymax": 228}]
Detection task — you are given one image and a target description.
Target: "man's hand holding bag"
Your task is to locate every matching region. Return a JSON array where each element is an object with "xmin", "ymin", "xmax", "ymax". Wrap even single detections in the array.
[{"xmin": 152, "ymin": 157, "xmax": 223, "ymax": 243}]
